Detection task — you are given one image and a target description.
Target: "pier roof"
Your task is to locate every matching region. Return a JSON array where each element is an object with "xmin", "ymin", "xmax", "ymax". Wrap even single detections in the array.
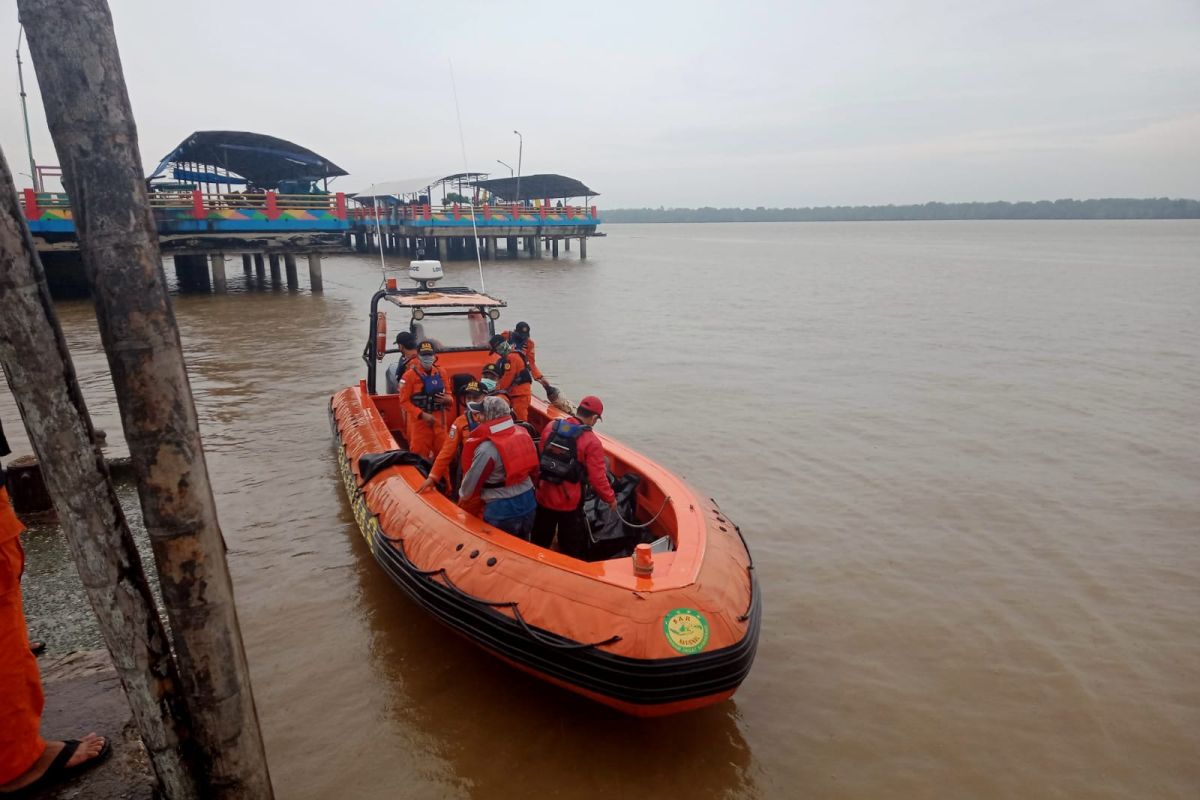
[
  {"xmin": 150, "ymin": 131, "xmax": 347, "ymax": 188},
  {"xmin": 352, "ymin": 173, "xmax": 489, "ymax": 202},
  {"xmin": 471, "ymin": 174, "xmax": 598, "ymax": 201}
]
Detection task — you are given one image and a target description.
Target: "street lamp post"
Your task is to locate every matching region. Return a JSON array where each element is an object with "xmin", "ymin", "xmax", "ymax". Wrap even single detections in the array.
[
  {"xmin": 496, "ymin": 159, "xmax": 513, "ymax": 177},
  {"xmin": 513, "ymin": 130, "xmax": 523, "ymax": 208},
  {"xmin": 16, "ymin": 28, "xmax": 40, "ymax": 191}
]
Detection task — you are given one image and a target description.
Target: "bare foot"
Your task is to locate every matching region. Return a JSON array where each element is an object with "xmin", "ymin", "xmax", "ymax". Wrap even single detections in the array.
[{"xmin": 0, "ymin": 733, "xmax": 107, "ymax": 793}]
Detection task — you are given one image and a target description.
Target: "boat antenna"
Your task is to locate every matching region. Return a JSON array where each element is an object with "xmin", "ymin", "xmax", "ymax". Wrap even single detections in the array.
[
  {"xmin": 369, "ymin": 182, "xmax": 388, "ymax": 286},
  {"xmin": 448, "ymin": 58, "xmax": 486, "ymax": 293}
]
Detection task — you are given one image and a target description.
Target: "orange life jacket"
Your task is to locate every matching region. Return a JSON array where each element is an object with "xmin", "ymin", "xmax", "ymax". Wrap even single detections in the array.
[{"xmin": 461, "ymin": 417, "xmax": 538, "ymax": 488}]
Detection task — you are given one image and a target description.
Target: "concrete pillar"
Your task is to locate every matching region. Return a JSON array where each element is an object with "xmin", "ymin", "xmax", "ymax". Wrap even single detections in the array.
[
  {"xmin": 507, "ymin": 237, "xmax": 518, "ymax": 258},
  {"xmin": 551, "ymin": 239, "xmax": 559, "ymax": 259},
  {"xmin": 438, "ymin": 238, "xmax": 449, "ymax": 262},
  {"xmin": 254, "ymin": 253, "xmax": 266, "ymax": 283},
  {"xmin": 268, "ymin": 253, "xmax": 282, "ymax": 286},
  {"xmin": 173, "ymin": 255, "xmax": 205, "ymax": 292},
  {"xmin": 565, "ymin": 238, "xmax": 571, "ymax": 252},
  {"xmin": 532, "ymin": 236, "xmax": 543, "ymax": 259},
  {"xmin": 210, "ymin": 253, "xmax": 227, "ymax": 293},
  {"xmin": 579, "ymin": 236, "xmax": 587, "ymax": 260},
  {"xmin": 284, "ymin": 254, "xmax": 299, "ymax": 290},
  {"xmin": 241, "ymin": 253, "xmax": 252, "ymax": 274},
  {"xmin": 355, "ymin": 229, "xmax": 368, "ymax": 252},
  {"xmin": 484, "ymin": 237, "xmax": 495, "ymax": 260},
  {"xmin": 308, "ymin": 253, "xmax": 324, "ymax": 292}
]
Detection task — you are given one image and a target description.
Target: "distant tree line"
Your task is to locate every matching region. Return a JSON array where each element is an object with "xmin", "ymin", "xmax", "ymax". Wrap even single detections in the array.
[{"xmin": 604, "ymin": 198, "xmax": 1200, "ymax": 223}]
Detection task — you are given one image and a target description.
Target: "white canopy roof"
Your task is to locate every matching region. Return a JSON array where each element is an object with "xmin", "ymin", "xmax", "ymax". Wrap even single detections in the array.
[{"xmin": 351, "ymin": 176, "xmax": 444, "ymax": 199}]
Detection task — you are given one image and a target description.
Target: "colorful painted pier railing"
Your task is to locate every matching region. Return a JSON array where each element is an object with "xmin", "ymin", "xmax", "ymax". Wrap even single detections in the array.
[
  {"xmin": 349, "ymin": 202, "xmax": 602, "ymax": 228},
  {"xmin": 20, "ymin": 189, "xmax": 353, "ymax": 235}
]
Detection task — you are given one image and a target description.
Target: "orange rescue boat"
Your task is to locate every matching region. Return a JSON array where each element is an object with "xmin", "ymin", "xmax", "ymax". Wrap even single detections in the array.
[{"xmin": 330, "ymin": 264, "xmax": 760, "ymax": 717}]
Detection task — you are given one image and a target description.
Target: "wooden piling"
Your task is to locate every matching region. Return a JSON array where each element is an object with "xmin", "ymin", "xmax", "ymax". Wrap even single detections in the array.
[
  {"xmin": 283, "ymin": 254, "xmax": 298, "ymax": 290},
  {"xmin": 241, "ymin": 253, "xmax": 252, "ymax": 275},
  {"xmin": 268, "ymin": 253, "xmax": 281, "ymax": 285},
  {"xmin": 307, "ymin": 253, "xmax": 323, "ymax": 292},
  {"xmin": 438, "ymin": 237, "xmax": 449, "ymax": 262},
  {"xmin": 565, "ymin": 237, "xmax": 571, "ymax": 251},
  {"xmin": 551, "ymin": 238, "xmax": 559, "ymax": 259},
  {"xmin": 18, "ymin": 1, "xmax": 275, "ymax": 796},
  {"xmin": 210, "ymin": 253, "xmax": 227, "ymax": 293},
  {"xmin": 0, "ymin": 146, "xmax": 204, "ymax": 799}
]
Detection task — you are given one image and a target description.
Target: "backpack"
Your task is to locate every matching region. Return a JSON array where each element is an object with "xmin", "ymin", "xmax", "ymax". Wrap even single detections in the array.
[{"xmin": 539, "ymin": 419, "xmax": 589, "ymax": 484}]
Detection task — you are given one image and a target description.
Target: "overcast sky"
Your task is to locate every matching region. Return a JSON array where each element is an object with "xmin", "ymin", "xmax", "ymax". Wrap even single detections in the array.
[{"xmin": 2, "ymin": 0, "xmax": 1198, "ymax": 207}]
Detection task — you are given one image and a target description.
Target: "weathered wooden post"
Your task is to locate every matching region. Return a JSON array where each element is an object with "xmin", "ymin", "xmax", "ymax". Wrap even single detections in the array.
[
  {"xmin": 253, "ymin": 253, "xmax": 266, "ymax": 283},
  {"xmin": 283, "ymin": 254, "xmax": 298, "ymax": 291},
  {"xmin": 307, "ymin": 253, "xmax": 323, "ymax": 292},
  {"xmin": 268, "ymin": 253, "xmax": 282, "ymax": 285},
  {"xmin": 210, "ymin": 253, "xmax": 227, "ymax": 293},
  {"xmin": 241, "ymin": 253, "xmax": 252, "ymax": 275},
  {"xmin": 0, "ymin": 147, "xmax": 203, "ymax": 798},
  {"xmin": 18, "ymin": 1, "xmax": 275, "ymax": 797}
]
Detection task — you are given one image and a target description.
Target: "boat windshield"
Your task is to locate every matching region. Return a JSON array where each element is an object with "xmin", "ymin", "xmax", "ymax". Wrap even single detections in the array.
[{"xmin": 411, "ymin": 309, "xmax": 493, "ymax": 351}]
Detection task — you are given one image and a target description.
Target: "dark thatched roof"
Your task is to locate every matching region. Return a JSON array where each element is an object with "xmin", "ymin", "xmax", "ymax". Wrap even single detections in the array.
[
  {"xmin": 471, "ymin": 173, "xmax": 598, "ymax": 202},
  {"xmin": 150, "ymin": 130, "xmax": 347, "ymax": 188}
]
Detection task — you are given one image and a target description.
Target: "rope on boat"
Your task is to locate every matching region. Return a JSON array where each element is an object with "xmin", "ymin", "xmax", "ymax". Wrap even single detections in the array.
[{"xmin": 614, "ymin": 495, "xmax": 671, "ymax": 530}]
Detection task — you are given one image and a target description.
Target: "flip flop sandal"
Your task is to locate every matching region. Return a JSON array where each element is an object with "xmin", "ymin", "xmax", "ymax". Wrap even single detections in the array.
[{"xmin": 1, "ymin": 737, "xmax": 112, "ymax": 797}]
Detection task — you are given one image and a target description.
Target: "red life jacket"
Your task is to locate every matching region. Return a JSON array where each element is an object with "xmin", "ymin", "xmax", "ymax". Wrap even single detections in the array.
[{"xmin": 461, "ymin": 416, "xmax": 538, "ymax": 488}]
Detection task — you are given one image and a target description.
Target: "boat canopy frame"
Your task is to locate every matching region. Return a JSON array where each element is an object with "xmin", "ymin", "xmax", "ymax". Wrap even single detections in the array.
[{"xmin": 364, "ymin": 286, "xmax": 504, "ymax": 394}]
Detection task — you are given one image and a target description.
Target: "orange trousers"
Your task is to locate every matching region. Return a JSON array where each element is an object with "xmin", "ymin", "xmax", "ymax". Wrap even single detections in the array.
[
  {"xmin": 0, "ymin": 488, "xmax": 44, "ymax": 784},
  {"xmin": 407, "ymin": 411, "xmax": 449, "ymax": 462},
  {"xmin": 509, "ymin": 392, "xmax": 531, "ymax": 423}
]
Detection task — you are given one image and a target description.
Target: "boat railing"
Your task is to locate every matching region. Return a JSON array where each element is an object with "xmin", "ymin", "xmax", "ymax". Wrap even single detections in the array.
[{"xmin": 347, "ymin": 203, "xmax": 600, "ymax": 223}]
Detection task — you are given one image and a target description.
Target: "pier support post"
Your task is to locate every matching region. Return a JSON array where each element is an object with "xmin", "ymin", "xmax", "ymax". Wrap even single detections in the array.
[
  {"xmin": 283, "ymin": 255, "xmax": 298, "ymax": 290},
  {"xmin": 579, "ymin": 236, "xmax": 587, "ymax": 260},
  {"xmin": 532, "ymin": 236, "xmax": 543, "ymax": 259},
  {"xmin": 438, "ymin": 237, "xmax": 449, "ymax": 262},
  {"xmin": 241, "ymin": 253, "xmax": 252, "ymax": 275},
  {"xmin": 254, "ymin": 253, "xmax": 265, "ymax": 284},
  {"xmin": 551, "ymin": 239, "xmax": 559, "ymax": 259},
  {"xmin": 210, "ymin": 253, "xmax": 227, "ymax": 293},
  {"xmin": 308, "ymin": 253, "xmax": 323, "ymax": 292},
  {"xmin": 565, "ymin": 237, "xmax": 571, "ymax": 252},
  {"xmin": 507, "ymin": 237, "xmax": 518, "ymax": 258},
  {"xmin": 484, "ymin": 237, "xmax": 495, "ymax": 260},
  {"xmin": 268, "ymin": 253, "xmax": 282, "ymax": 286}
]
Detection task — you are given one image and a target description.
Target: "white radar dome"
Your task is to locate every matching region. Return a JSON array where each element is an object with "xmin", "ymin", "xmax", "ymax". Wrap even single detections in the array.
[{"xmin": 408, "ymin": 260, "xmax": 443, "ymax": 286}]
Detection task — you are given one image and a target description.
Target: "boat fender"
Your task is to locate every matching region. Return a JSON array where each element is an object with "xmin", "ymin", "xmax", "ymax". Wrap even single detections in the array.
[{"xmin": 376, "ymin": 312, "xmax": 387, "ymax": 361}]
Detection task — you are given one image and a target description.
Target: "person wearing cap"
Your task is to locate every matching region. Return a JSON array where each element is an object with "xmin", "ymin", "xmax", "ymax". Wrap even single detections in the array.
[
  {"xmin": 398, "ymin": 341, "xmax": 452, "ymax": 460},
  {"xmin": 457, "ymin": 396, "xmax": 539, "ymax": 539},
  {"xmin": 489, "ymin": 334, "xmax": 534, "ymax": 422},
  {"xmin": 479, "ymin": 363, "xmax": 499, "ymax": 393},
  {"xmin": 501, "ymin": 322, "xmax": 552, "ymax": 394},
  {"xmin": 532, "ymin": 395, "xmax": 618, "ymax": 559},
  {"xmin": 417, "ymin": 379, "xmax": 486, "ymax": 516},
  {"xmin": 385, "ymin": 330, "xmax": 419, "ymax": 395}
]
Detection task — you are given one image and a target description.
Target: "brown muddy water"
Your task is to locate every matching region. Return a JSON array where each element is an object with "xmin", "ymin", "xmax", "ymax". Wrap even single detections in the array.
[{"xmin": 3, "ymin": 221, "xmax": 1198, "ymax": 799}]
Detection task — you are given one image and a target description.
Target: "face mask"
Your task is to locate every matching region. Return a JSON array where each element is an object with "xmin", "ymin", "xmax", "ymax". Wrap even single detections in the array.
[
  {"xmin": 419, "ymin": 355, "xmax": 434, "ymax": 369},
  {"xmin": 480, "ymin": 378, "xmax": 496, "ymax": 392}
]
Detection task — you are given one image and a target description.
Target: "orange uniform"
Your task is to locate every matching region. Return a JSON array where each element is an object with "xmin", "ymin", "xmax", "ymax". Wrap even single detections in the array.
[
  {"xmin": 0, "ymin": 485, "xmax": 44, "ymax": 785},
  {"xmin": 501, "ymin": 332, "xmax": 544, "ymax": 381},
  {"xmin": 399, "ymin": 362, "xmax": 452, "ymax": 460},
  {"xmin": 429, "ymin": 412, "xmax": 483, "ymax": 517},
  {"xmin": 494, "ymin": 350, "xmax": 533, "ymax": 422}
]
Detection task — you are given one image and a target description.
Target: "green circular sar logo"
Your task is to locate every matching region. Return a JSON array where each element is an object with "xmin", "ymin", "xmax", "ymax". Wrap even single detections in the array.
[{"xmin": 663, "ymin": 608, "xmax": 710, "ymax": 654}]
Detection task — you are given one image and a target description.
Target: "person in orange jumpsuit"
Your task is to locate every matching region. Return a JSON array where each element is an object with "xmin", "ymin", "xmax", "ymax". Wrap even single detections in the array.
[
  {"xmin": 416, "ymin": 380, "xmax": 485, "ymax": 517},
  {"xmin": 399, "ymin": 341, "xmax": 452, "ymax": 460},
  {"xmin": 500, "ymin": 322, "xmax": 551, "ymax": 392},
  {"xmin": 1, "ymin": 418, "xmax": 109, "ymax": 794},
  {"xmin": 488, "ymin": 334, "xmax": 534, "ymax": 422}
]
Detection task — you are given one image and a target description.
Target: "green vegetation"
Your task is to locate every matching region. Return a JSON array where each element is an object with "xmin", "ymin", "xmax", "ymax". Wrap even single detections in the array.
[{"xmin": 605, "ymin": 198, "xmax": 1200, "ymax": 223}]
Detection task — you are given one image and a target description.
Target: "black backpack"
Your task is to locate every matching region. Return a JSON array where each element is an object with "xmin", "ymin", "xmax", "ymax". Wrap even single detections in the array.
[{"xmin": 539, "ymin": 419, "xmax": 589, "ymax": 484}]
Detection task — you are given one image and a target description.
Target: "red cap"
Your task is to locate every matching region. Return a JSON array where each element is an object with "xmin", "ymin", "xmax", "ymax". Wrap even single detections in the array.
[{"xmin": 577, "ymin": 395, "xmax": 604, "ymax": 419}]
